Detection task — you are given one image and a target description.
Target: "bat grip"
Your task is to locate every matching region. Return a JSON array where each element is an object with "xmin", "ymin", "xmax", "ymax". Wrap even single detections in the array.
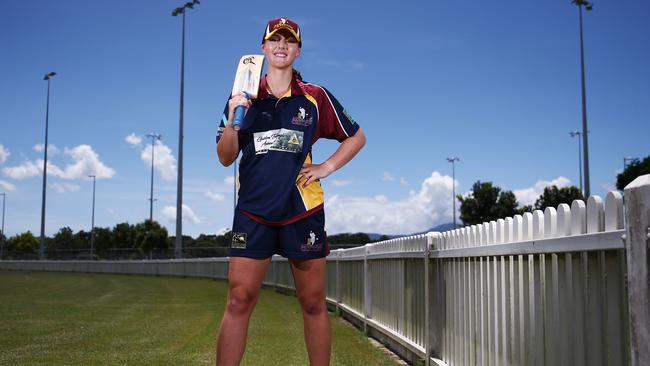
[{"xmin": 232, "ymin": 92, "xmax": 250, "ymax": 131}]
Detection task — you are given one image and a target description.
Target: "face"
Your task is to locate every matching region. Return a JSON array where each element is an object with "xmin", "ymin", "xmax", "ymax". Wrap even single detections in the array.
[{"xmin": 262, "ymin": 31, "xmax": 301, "ymax": 69}]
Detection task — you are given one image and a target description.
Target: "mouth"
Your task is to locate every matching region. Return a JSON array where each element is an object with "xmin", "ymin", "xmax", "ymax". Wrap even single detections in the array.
[{"xmin": 273, "ymin": 52, "xmax": 288, "ymax": 58}]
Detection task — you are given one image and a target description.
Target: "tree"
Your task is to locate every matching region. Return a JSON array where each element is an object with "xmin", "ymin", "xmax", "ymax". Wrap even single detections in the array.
[
  {"xmin": 616, "ymin": 155, "xmax": 650, "ymax": 190},
  {"xmin": 7, "ymin": 231, "xmax": 39, "ymax": 253},
  {"xmin": 112, "ymin": 222, "xmax": 136, "ymax": 249},
  {"xmin": 457, "ymin": 181, "xmax": 519, "ymax": 226},
  {"xmin": 93, "ymin": 227, "xmax": 112, "ymax": 257},
  {"xmin": 50, "ymin": 227, "xmax": 75, "ymax": 251},
  {"xmin": 534, "ymin": 185, "xmax": 584, "ymax": 211},
  {"xmin": 134, "ymin": 220, "xmax": 169, "ymax": 257}
]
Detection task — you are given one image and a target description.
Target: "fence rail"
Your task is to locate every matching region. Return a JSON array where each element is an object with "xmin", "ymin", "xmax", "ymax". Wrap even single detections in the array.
[{"xmin": 2, "ymin": 175, "xmax": 649, "ymax": 366}]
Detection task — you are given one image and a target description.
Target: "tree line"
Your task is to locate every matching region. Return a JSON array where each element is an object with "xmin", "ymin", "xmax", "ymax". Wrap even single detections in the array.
[
  {"xmin": 457, "ymin": 154, "xmax": 649, "ymax": 226},
  {"xmin": 0, "ymin": 220, "xmax": 234, "ymax": 260}
]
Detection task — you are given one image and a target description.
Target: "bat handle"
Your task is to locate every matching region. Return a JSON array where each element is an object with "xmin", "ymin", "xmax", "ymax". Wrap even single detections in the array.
[{"xmin": 232, "ymin": 92, "xmax": 250, "ymax": 131}]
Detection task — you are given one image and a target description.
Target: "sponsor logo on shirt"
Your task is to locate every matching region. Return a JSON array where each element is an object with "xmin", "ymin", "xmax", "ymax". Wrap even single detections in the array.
[
  {"xmin": 253, "ymin": 128, "xmax": 304, "ymax": 155},
  {"xmin": 231, "ymin": 232, "xmax": 247, "ymax": 249},
  {"xmin": 291, "ymin": 107, "xmax": 313, "ymax": 127},
  {"xmin": 342, "ymin": 109, "xmax": 356, "ymax": 125}
]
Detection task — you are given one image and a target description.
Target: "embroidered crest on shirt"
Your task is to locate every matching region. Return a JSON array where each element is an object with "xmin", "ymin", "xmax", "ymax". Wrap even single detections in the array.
[
  {"xmin": 253, "ymin": 129, "xmax": 304, "ymax": 155},
  {"xmin": 291, "ymin": 107, "xmax": 313, "ymax": 126}
]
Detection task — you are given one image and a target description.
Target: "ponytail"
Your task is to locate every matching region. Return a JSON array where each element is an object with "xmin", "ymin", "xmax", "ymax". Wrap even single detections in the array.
[{"xmin": 292, "ymin": 68, "xmax": 303, "ymax": 81}]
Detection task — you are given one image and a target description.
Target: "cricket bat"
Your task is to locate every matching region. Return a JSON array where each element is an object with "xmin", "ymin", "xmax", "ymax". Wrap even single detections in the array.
[{"xmin": 231, "ymin": 54, "xmax": 265, "ymax": 130}]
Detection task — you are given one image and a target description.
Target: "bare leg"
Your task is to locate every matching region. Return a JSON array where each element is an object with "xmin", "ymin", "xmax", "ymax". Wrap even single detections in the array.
[
  {"xmin": 290, "ymin": 258, "xmax": 331, "ymax": 366},
  {"xmin": 216, "ymin": 257, "xmax": 271, "ymax": 366}
]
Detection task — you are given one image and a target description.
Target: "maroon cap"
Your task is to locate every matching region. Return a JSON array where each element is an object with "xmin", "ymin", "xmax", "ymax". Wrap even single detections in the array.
[{"xmin": 262, "ymin": 17, "xmax": 301, "ymax": 47}]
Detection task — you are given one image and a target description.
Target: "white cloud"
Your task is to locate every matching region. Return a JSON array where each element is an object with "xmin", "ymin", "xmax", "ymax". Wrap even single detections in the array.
[
  {"xmin": 33, "ymin": 144, "xmax": 60, "ymax": 155},
  {"xmin": 224, "ymin": 176, "xmax": 235, "ymax": 186},
  {"xmin": 382, "ymin": 171, "xmax": 395, "ymax": 181},
  {"xmin": 3, "ymin": 160, "xmax": 42, "ymax": 179},
  {"xmin": 601, "ymin": 181, "xmax": 617, "ymax": 193},
  {"xmin": 0, "ymin": 145, "xmax": 9, "ymax": 164},
  {"xmin": 140, "ymin": 141, "xmax": 177, "ymax": 181},
  {"xmin": 0, "ymin": 180, "xmax": 15, "ymax": 191},
  {"xmin": 513, "ymin": 176, "xmax": 572, "ymax": 206},
  {"xmin": 51, "ymin": 182, "xmax": 80, "ymax": 193},
  {"xmin": 330, "ymin": 179, "xmax": 351, "ymax": 187},
  {"xmin": 60, "ymin": 145, "xmax": 116, "ymax": 179},
  {"xmin": 2, "ymin": 145, "xmax": 115, "ymax": 181},
  {"xmin": 400, "ymin": 177, "xmax": 409, "ymax": 186},
  {"xmin": 161, "ymin": 204, "xmax": 200, "ymax": 224},
  {"xmin": 125, "ymin": 133, "xmax": 142, "ymax": 146},
  {"xmin": 325, "ymin": 171, "xmax": 455, "ymax": 235},
  {"xmin": 205, "ymin": 191, "xmax": 226, "ymax": 202},
  {"xmin": 216, "ymin": 227, "xmax": 231, "ymax": 235}
]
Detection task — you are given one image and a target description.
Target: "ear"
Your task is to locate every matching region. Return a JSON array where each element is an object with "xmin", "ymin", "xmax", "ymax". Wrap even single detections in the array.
[{"xmin": 296, "ymin": 47, "xmax": 301, "ymax": 58}]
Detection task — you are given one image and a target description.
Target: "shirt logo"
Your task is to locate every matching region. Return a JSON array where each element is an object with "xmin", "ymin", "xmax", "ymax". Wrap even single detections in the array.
[
  {"xmin": 342, "ymin": 109, "xmax": 356, "ymax": 125},
  {"xmin": 231, "ymin": 232, "xmax": 247, "ymax": 249},
  {"xmin": 291, "ymin": 107, "xmax": 313, "ymax": 126},
  {"xmin": 253, "ymin": 128, "xmax": 304, "ymax": 155}
]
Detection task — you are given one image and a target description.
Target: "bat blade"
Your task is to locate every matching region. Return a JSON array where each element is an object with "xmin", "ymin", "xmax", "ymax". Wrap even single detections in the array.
[
  {"xmin": 231, "ymin": 54, "xmax": 265, "ymax": 130},
  {"xmin": 231, "ymin": 54, "xmax": 265, "ymax": 98}
]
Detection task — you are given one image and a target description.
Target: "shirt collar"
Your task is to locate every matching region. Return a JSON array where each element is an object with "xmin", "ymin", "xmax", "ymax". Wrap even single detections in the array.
[{"xmin": 258, "ymin": 74, "xmax": 304, "ymax": 100}]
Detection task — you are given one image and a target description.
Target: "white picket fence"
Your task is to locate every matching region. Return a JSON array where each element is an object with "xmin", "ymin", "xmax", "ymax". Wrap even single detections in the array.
[{"xmin": 2, "ymin": 175, "xmax": 649, "ymax": 366}]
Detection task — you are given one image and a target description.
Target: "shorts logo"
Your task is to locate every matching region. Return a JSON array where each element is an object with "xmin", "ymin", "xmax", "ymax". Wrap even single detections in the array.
[
  {"xmin": 301, "ymin": 230, "xmax": 323, "ymax": 252},
  {"xmin": 231, "ymin": 232, "xmax": 247, "ymax": 249},
  {"xmin": 291, "ymin": 107, "xmax": 313, "ymax": 126}
]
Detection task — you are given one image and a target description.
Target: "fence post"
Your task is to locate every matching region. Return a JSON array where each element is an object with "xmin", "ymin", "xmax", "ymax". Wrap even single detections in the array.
[
  {"xmin": 424, "ymin": 232, "xmax": 435, "ymax": 366},
  {"xmin": 336, "ymin": 249, "xmax": 341, "ymax": 313},
  {"xmin": 364, "ymin": 244, "xmax": 371, "ymax": 334},
  {"xmin": 624, "ymin": 174, "xmax": 650, "ymax": 366}
]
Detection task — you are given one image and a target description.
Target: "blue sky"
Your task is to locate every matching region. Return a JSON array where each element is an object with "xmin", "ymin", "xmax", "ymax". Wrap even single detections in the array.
[{"xmin": 1, "ymin": 0, "xmax": 648, "ymax": 237}]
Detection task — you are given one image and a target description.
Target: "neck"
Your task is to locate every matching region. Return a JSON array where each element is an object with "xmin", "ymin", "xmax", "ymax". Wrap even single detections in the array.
[{"xmin": 266, "ymin": 67, "xmax": 293, "ymax": 98}]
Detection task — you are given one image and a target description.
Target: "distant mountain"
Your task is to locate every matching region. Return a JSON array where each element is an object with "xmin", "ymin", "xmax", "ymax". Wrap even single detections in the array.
[
  {"xmin": 362, "ymin": 222, "xmax": 460, "ymax": 241},
  {"xmin": 428, "ymin": 222, "xmax": 459, "ymax": 233}
]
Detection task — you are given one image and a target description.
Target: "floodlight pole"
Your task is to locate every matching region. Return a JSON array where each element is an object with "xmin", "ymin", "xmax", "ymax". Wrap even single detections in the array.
[
  {"xmin": 572, "ymin": 0, "xmax": 593, "ymax": 197},
  {"xmin": 88, "ymin": 175, "xmax": 96, "ymax": 259},
  {"xmin": 0, "ymin": 192, "xmax": 5, "ymax": 259},
  {"xmin": 40, "ymin": 71, "xmax": 56, "ymax": 260},
  {"xmin": 172, "ymin": 0, "xmax": 199, "ymax": 259},
  {"xmin": 569, "ymin": 131, "xmax": 583, "ymax": 194},
  {"xmin": 146, "ymin": 133, "xmax": 162, "ymax": 222},
  {"xmin": 447, "ymin": 157, "xmax": 460, "ymax": 228}
]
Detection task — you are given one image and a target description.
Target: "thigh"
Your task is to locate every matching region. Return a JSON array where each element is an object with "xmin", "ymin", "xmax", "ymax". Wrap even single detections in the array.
[
  {"xmin": 228, "ymin": 256, "xmax": 272, "ymax": 292},
  {"xmin": 279, "ymin": 210, "xmax": 329, "ymax": 259},
  {"xmin": 230, "ymin": 209, "xmax": 278, "ymax": 258},
  {"xmin": 289, "ymin": 257, "xmax": 327, "ymax": 299}
]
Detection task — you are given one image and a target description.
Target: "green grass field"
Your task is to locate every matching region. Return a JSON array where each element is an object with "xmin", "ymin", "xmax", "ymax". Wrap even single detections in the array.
[{"xmin": 0, "ymin": 270, "xmax": 399, "ymax": 365}]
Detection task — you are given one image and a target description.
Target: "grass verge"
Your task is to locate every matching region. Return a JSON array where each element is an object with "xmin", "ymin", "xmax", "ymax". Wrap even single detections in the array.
[{"xmin": 0, "ymin": 270, "xmax": 399, "ymax": 365}]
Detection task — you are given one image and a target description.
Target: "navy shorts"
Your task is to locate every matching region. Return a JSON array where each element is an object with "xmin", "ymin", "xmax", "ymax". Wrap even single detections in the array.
[{"xmin": 229, "ymin": 209, "xmax": 329, "ymax": 259}]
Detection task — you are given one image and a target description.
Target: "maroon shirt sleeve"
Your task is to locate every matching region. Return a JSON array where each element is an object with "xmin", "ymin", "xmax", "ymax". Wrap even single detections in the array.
[{"xmin": 312, "ymin": 85, "xmax": 360, "ymax": 143}]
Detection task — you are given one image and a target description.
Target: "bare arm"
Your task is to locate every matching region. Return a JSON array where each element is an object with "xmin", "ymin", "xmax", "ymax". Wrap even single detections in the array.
[
  {"xmin": 216, "ymin": 93, "xmax": 250, "ymax": 166},
  {"xmin": 297, "ymin": 128, "xmax": 366, "ymax": 187}
]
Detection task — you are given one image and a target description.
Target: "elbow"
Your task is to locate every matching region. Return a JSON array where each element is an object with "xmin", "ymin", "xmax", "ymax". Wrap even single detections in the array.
[
  {"xmin": 218, "ymin": 154, "xmax": 234, "ymax": 167},
  {"xmin": 355, "ymin": 128, "xmax": 366, "ymax": 149},
  {"xmin": 217, "ymin": 146, "xmax": 235, "ymax": 167}
]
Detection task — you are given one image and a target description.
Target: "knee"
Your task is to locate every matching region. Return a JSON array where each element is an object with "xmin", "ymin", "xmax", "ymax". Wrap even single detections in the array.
[
  {"xmin": 298, "ymin": 293, "xmax": 326, "ymax": 316},
  {"xmin": 226, "ymin": 288, "xmax": 258, "ymax": 317}
]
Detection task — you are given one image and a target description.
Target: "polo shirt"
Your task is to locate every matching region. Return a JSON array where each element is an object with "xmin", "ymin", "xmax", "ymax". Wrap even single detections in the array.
[{"xmin": 216, "ymin": 75, "xmax": 360, "ymax": 225}]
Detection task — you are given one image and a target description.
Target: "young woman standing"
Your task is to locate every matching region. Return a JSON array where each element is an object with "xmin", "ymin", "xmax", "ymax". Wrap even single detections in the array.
[{"xmin": 216, "ymin": 17, "xmax": 365, "ymax": 365}]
